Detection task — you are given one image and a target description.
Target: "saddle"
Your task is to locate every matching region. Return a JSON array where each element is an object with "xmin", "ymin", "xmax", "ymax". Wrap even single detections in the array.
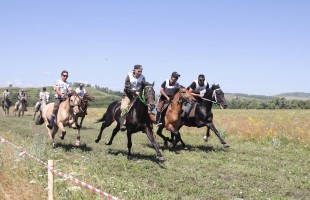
[{"xmin": 181, "ymin": 102, "xmax": 198, "ymax": 118}]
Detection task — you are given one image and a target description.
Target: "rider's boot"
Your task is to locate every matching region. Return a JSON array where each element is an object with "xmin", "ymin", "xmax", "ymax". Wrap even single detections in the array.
[
  {"xmin": 155, "ymin": 112, "xmax": 162, "ymax": 126},
  {"xmin": 47, "ymin": 114, "xmax": 55, "ymax": 129}
]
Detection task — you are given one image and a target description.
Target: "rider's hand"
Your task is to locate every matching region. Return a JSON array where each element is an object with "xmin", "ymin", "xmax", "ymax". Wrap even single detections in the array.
[{"xmin": 135, "ymin": 91, "xmax": 140, "ymax": 96}]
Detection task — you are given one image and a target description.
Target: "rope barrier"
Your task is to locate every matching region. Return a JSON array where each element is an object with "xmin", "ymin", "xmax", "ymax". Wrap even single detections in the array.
[{"xmin": 0, "ymin": 135, "xmax": 120, "ymax": 200}]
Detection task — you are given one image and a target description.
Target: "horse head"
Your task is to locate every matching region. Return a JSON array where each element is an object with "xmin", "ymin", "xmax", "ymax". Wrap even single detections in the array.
[
  {"xmin": 68, "ymin": 92, "xmax": 83, "ymax": 114},
  {"xmin": 210, "ymin": 84, "xmax": 227, "ymax": 109},
  {"xmin": 139, "ymin": 81, "xmax": 156, "ymax": 112},
  {"xmin": 175, "ymin": 86, "xmax": 195, "ymax": 104}
]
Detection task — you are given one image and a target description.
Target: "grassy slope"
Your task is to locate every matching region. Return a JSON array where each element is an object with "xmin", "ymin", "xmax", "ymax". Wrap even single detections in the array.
[{"xmin": 0, "ymin": 109, "xmax": 309, "ymax": 199}]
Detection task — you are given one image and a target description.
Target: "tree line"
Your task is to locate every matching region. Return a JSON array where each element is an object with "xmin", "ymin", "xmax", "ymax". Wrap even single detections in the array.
[{"xmin": 228, "ymin": 97, "xmax": 310, "ymax": 109}]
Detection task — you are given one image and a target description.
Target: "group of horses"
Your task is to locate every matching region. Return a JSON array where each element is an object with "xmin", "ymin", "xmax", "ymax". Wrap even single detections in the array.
[
  {"xmin": 94, "ymin": 82, "xmax": 229, "ymax": 161},
  {"xmin": 2, "ymin": 83, "xmax": 229, "ymax": 161},
  {"xmin": 1, "ymin": 96, "xmax": 28, "ymax": 117}
]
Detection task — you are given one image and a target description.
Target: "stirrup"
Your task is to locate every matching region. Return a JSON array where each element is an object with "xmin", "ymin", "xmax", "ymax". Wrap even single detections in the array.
[{"xmin": 155, "ymin": 122, "xmax": 162, "ymax": 126}]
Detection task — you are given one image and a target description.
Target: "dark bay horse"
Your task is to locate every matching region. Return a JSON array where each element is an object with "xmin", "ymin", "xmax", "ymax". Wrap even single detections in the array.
[
  {"xmin": 155, "ymin": 87, "xmax": 195, "ymax": 148},
  {"xmin": 2, "ymin": 98, "xmax": 11, "ymax": 115},
  {"xmin": 75, "ymin": 93, "xmax": 95, "ymax": 128},
  {"xmin": 158, "ymin": 84, "xmax": 230, "ymax": 148},
  {"xmin": 95, "ymin": 82, "xmax": 164, "ymax": 160}
]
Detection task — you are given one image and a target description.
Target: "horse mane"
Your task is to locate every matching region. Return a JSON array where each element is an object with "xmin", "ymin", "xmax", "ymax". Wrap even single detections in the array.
[{"xmin": 211, "ymin": 84, "xmax": 220, "ymax": 90}]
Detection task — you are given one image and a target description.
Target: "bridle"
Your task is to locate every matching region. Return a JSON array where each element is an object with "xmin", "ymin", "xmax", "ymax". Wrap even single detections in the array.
[
  {"xmin": 138, "ymin": 85, "xmax": 156, "ymax": 111},
  {"xmin": 201, "ymin": 88, "xmax": 224, "ymax": 108}
]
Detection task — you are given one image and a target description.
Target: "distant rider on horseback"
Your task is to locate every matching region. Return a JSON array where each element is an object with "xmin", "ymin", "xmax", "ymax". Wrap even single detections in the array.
[
  {"xmin": 16, "ymin": 90, "xmax": 27, "ymax": 111},
  {"xmin": 2, "ymin": 89, "xmax": 11, "ymax": 108}
]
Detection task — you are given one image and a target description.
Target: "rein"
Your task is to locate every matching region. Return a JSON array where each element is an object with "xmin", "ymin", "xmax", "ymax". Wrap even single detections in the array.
[
  {"xmin": 138, "ymin": 86, "xmax": 153, "ymax": 105},
  {"xmin": 201, "ymin": 89, "xmax": 223, "ymax": 108}
]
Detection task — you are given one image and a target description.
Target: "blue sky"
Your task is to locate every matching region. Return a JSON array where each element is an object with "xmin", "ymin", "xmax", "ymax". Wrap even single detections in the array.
[{"xmin": 0, "ymin": 0, "xmax": 309, "ymax": 96}]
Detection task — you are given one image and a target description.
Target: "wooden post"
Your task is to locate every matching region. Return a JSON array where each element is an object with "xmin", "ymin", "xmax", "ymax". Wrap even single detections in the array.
[{"xmin": 48, "ymin": 160, "xmax": 54, "ymax": 200}]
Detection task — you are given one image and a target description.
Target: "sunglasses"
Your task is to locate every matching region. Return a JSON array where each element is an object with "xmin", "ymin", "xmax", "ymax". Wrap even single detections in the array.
[
  {"xmin": 62, "ymin": 74, "xmax": 68, "ymax": 77},
  {"xmin": 199, "ymin": 79, "xmax": 205, "ymax": 81}
]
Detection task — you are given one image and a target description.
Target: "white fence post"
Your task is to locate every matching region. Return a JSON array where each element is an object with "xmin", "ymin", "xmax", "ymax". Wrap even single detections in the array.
[{"xmin": 48, "ymin": 160, "xmax": 54, "ymax": 200}]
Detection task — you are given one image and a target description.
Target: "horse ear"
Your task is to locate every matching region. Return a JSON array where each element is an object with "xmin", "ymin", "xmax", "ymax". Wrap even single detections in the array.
[{"xmin": 152, "ymin": 81, "xmax": 155, "ymax": 87}]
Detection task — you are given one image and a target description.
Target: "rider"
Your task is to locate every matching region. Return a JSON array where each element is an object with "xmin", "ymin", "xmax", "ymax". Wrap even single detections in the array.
[
  {"xmin": 47, "ymin": 70, "xmax": 73, "ymax": 129},
  {"xmin": 183, "ymin": 74, "xmax": 209, "ymax": 121},
  {"xmin": 75, "ymin": 83, "xmax": 86, "ymax": 98},
  {"xmin": 120, "ymin": 64, "xmax": 146, "ymax": 131},
  {"xmin": 16, "ymin": 90, "xmax": 27, "ymax": 111},
  {"xmin": 39, "ymin": 87, "xmax": 50, "ymax": 109},
  {"xmin": 2, "ymin": 89, "xmax": 11, "ymax": 107},
  {"xmin": 154, "ymin": 71, "xmax": 181, "ymax": 126}
]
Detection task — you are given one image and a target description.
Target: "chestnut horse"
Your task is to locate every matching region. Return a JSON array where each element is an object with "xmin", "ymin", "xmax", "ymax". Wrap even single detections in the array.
[
  {"xmin": 158, "ymin": 84, "xmax": 230, "ymax": 148},
  {"xmin": 36, "ymin": 93, "xmax": 83, "ymax": 147},
  {"xmin": 95, "ymin": 82, "xmax": 164, "ymax": 160},
  {"xmin": 155, "ymin": 87, "xmax": 196, "ymax": 148}
]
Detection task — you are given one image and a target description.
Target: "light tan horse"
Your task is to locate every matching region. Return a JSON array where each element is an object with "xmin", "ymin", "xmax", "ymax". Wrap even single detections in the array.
[
  {"xmin": 37, "ymin": 93, "xmax": 83, "ymax": 147},
  {"xmin": 14, "ymin": 96, "xmax": 27, "ymax": 117}
]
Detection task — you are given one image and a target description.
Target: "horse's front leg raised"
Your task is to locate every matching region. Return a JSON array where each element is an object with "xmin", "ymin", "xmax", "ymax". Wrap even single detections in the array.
[
  {"xmin": 204, "ymin": 127, "xmax": 211, "ymax": 142},
  {"xmin": 207, "ymin": 122, "xmax": 230, "ymax": 148}
]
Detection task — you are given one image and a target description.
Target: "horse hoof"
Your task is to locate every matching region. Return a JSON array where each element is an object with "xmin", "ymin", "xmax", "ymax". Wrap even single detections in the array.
[
  {"xmin": 95, "ymin": 139, "xmax": 100, "ymax": 143},
  {"xmin": 158, "ymin": 156, "xmax": 165, "ymax": 161},
  {"xmin": 203, "ymin": 136, "xmax": 208, "ymax": 142},
  {"xmin": 75, "ymin": 141, "xmax": 81, "ymax": 146},
  {"xmin": 223, "ymin": 144, "xmax": 230, "ymax": 148},
  {"xmin": 164, "ymin": 141, "xmax": 168, "ymax": 147},
  {"xmin": 105, "ymin": 141, "xmax": 112, "ymax": 145}
]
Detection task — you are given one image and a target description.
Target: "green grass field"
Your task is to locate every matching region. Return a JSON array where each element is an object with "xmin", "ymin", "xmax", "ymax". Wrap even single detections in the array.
[{"xmin": 0, "ymin": 108, "xmax": 309, "ymax": 199}]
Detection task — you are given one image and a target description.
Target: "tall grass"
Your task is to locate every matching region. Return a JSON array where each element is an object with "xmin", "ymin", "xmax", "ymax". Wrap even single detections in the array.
[{"xmin": 0, "ymin": 109, "xmax": 309, "ymax": 199}]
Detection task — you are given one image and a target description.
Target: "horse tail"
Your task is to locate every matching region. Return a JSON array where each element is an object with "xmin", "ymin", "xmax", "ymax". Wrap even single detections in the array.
[
  {"xmin": 96, "ymin": 113, "xmax": 106, "ymax": 123},
  {"xmin": 35, "ymin": 114, "xmax": 44, "ymax": 125}
]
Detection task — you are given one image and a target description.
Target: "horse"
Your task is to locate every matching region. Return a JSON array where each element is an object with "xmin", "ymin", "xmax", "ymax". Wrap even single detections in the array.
[
  {"xmin": 14, "ymin": 96, "xmax": 27, "ymax": 117},
  {"xmin": 75, "ymin": 93, "xmax": 95, "ymax": 128},
  {"xmin": 2, "ymin": 97, "xmax": 11, "ymax": 115},
  {"xmin": 95, "ymin": 82, "xmax": 164, "ymax": 160},
  {"xmin": 33, "ymin": 92, "xmax": 50, "ymax": 120},
  {"xmin": 158, "ymin": 84, "xmax": 230, "ymax": 148},
  {"xmin": 155, "ymin": 87, "xmax": 196, "ymax": 148},
  {"xmin": 36, "ymin": 93, "xmax": 83, "ymax": 147}
]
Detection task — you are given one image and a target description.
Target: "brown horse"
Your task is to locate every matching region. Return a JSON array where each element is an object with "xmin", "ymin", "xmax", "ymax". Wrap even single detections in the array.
[
  {"xmin": 14, "ymin": 96, "xmax": 27, "ymax": 117},
  {"xmin": 156, "ymin": 87, "xmax": 195, "ymax": 148},
  {"xmin": 75, "ymin": 93, "xmax": 95, "ymax": 128},
  {"xmin": 36, "ymin": 93, "xmax": 83, "ymax": 147}
]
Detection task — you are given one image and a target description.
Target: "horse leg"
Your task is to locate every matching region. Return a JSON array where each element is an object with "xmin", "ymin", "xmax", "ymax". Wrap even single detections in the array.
[
  {"xmin": 127, "ymin": 132, "xmax": 132, "ymax": 158},
  {"xmin": 171, "ymin": 131, "xmax": 181, "ymax": 149},
  {"xmin": 33, "ymin": 111, "xmax": 37, "ymax": 120},
  {"xmin": 145, "ymin": 127, "xmax": 164, "ymax": 161},
  {"xmin": 79, "ymin": 116, "xmax": 85, "ymax": 128},
  {"xmin": 51, "ymin": 127, "xmax": 59, "ymax": 148},
  {"xmin": 156, "ymin": 126, "xmax": 172, "ymax": 147},
  {"xmin": 208, "ymin": 122, "xmax": 230, "ymax": 148},
  {"xmin": 75, "ymin": 128, "xmax": 81, "ymax": 146},
  {"xmin": 57, "ymin": 123, "xmax": 66, "ymax": 140},
  {"xmin": 105, "ymin": 123, "xmax": 120, "ymax": 145},
  {"xmin": 95, "ymin": 120, "xmax": 114, "ymax": 143},
  {"xmin": 204, "ymin": 127, "xmax": 211, "ymax": 142}
]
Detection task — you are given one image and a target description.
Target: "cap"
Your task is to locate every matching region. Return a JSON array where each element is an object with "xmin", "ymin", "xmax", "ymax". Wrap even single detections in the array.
[
  {"xmin": 134, "ymin": 64, "xmax": 143, "ymax": 70},
  {"xmin": 43, "ymin": 87, "xmax": 46, "ymax": 91},
  {"xmin": 171, "ymin": 71, "xmax": 181, "ymax": 78}
]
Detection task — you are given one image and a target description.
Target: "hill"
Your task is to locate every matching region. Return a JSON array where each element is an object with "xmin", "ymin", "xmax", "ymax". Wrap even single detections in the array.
[
  {"xmin": 0, "ymin": 86, "xmax": 122, "ymax": 107},
  {"xmin": 226, "ymin": 92, "xmax": 310, "ymax": 101}
]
